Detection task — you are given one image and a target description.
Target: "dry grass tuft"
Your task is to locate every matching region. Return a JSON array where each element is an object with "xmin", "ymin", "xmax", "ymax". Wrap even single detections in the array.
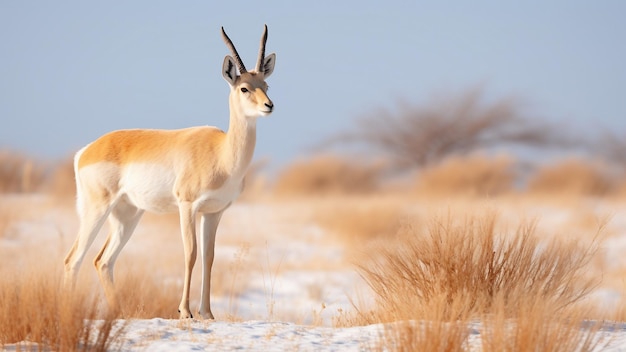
[
  {"xmin": 415, "ymin": 154, "xmax": 516, "ymax": 197},
  {"xmin": 273, "ymin": 155, "xmax": 381, "ymax": 197},
  {"xmin": 0, "ymin": 267, "xmax": 125, "ymax": 351},
  {"xmin": 345, "ymin": 212, "xmax": 604, "ymax": 350},
  {"xmin": 528, "ymin": 158, "xmax": 615, "ymax": 196},
  {"xmin": 356, "ymin": 214, "xmax": 599, "ymax": 322}
]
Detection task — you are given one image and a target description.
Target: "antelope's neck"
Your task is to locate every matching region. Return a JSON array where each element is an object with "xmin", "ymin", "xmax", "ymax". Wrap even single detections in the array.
[{"xmin": 223, "ymin": 112, "xmax": 257, "ymax": 178}]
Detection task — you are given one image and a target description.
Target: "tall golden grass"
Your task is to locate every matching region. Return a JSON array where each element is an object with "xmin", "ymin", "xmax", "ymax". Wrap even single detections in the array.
[
  {"xmin": 345, "ymin": 213, "xmax": 604, "ymax": 350},
  {"xmin": 0, "ymin": 267, "xmax": 125, "ymax": 351},
  {"xmin": 357, "ymin": 214, "xmax": 599, "ymax": 322}
]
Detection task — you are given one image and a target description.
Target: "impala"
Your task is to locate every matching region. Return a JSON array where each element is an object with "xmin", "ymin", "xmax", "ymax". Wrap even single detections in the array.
[{"xmin": 63, "ymin": 25, "xmax": 276, "ymax": 319}]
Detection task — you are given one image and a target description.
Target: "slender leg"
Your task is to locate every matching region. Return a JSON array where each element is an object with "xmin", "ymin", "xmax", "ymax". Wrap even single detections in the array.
[
  {"xmin": 177, "ymin": 201, "xmax": 197, "ymax": 319},
  {"xmin": 94, "ymin": 200, "xmax": 144, "ymax": 312},
  {"xmin": 197, "ymin": 210, "xmax": 224, "ymax": 319},
  {"xmin": 64, "ymin": 201, "xmax": 113, "ymax": 289}
]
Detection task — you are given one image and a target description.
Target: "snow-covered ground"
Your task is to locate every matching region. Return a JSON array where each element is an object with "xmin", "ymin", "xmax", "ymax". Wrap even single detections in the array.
[
  {"xmin": 2, "ymin": 195, "xmax": 626, "ymax": 350},
  {"xmin": 5, "ymin": 319, "xmax": 626, "ymax": 351},
  {"xmin": 118, "ymin": 319, "xmax": 382, "ymax": 351},
  {"xmin": 98, "ymin": 319, "xmax": 626, "ymax": 351}
]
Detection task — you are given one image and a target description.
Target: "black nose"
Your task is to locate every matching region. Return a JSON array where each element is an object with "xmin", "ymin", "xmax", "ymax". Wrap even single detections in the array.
[{"xmin": 265, "ymin": 102, "xmax": 274, "ymax": 111}]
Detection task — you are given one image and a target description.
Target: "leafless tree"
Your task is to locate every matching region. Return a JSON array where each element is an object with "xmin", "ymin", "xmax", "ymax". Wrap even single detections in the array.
[{"xmin": 326, "ymin": 88, "xmax": 574, "ymax": 172}]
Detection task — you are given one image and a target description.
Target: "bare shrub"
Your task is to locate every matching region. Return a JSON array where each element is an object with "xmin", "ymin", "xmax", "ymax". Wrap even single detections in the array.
[
  {"xmin": 415, "ymin": 154, "xmax": 516, "ymax": 197},
  {"xmin": 528, "ymin": 158, "xmax": 615, "ymax": 196},
  {"xmin": 273, "ymin": 155, "xmax": 381, "ymax": 196},
  {"xmin": 348, "ymin": 213, "xmax": 603, "ymax": 351},
  {"xmin": 327, "ymin": 88, "xmax": 568, "ymax": 172},
  {"xmin": 0, "ymin": 267, "xmax": 125, "ymax": 351},
  {"xmin": 355, "ymin": 213, "xmax": 599, "ymax": 323}
]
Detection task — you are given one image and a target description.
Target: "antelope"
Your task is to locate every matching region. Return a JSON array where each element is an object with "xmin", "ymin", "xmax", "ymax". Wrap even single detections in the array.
[{"xmin": 63, "ymin": 25, "xmax": 276, "ymax": 319}]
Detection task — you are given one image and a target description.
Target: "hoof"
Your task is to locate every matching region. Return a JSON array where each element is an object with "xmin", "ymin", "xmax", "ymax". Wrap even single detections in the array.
[
  {"xmin": 197, "ymin": 311, "xmax": 215, "ymax": 320},
  {"xmin": 178, "ymin": 309, "xmax": 193, "ymax": 319}
]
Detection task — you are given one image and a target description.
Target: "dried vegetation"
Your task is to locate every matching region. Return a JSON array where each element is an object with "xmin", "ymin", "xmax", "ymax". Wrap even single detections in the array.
[
  {"xmin": 3, "ymin": 86, "xmax": 626, "ymax": 350},
  {"xmin": 0, "ymin": 266, "xmax": 125, "ymax": 351},
  {"xmin": 345, "ymin": 213, "xmax": 606, "ymax": 351}
]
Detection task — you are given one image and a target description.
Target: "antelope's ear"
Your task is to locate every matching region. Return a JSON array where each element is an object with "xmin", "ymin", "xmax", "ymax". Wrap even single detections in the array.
[
  {"xmin": 261, "ymin": 53, "xmax": 276, "ymax": 78},
  {"xmin": 222, "ymin": 55, "xmax": 237, "ymax": 86}
]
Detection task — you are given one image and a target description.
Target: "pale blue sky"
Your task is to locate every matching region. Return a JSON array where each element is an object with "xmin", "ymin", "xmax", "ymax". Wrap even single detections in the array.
[{"xmin": 1, "ymin": 1, "xmax": 624, "ymax": 166}]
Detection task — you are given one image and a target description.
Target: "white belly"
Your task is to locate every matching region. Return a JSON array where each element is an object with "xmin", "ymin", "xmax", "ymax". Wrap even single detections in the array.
[
  {"xmin": 195, "ymin": 177, "xmax": 244, "ymax": 213},
  {"xmin": 120, "ymin": 164, "xmax": 178, "ymax": 213},
  {"xmin": 120, "ymin": 163, "xmax": 242, "ymax": 214}
]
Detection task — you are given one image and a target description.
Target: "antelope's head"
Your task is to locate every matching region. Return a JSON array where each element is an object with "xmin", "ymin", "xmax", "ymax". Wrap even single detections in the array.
[{"xmin": 222, "ymin": 25, "xmax": 276, "ymax": 118}]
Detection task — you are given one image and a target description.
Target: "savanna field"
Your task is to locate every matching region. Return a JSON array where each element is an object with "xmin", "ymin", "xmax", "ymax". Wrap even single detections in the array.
[
  {"xmin": 2, "ymin": 0, "xmax": 625, "ymax": 349},
  {"xmin": 3, "ymin": 147, "xmax": 626, "ymax": 351}
]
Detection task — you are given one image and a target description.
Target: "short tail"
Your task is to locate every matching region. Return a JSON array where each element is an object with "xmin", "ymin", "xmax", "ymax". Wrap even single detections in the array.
[{"xmin": 73, "ymin": 145, "xmax": 88, "ymax": 217}]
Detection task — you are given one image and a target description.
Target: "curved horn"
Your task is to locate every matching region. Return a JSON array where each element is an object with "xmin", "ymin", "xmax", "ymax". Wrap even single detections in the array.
[
  {"xmin": 256, "ymin": 24, "xmax": 268, "ymax": 73},
  {"xmin": 221, "ymin": 27, "xmax": 246, "ymax": 73}
]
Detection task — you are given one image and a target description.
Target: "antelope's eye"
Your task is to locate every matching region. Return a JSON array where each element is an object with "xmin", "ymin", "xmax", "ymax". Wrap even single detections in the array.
[{"xmin": 240, "ymin": 87, "xmax": 249, "ymax": 93}]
